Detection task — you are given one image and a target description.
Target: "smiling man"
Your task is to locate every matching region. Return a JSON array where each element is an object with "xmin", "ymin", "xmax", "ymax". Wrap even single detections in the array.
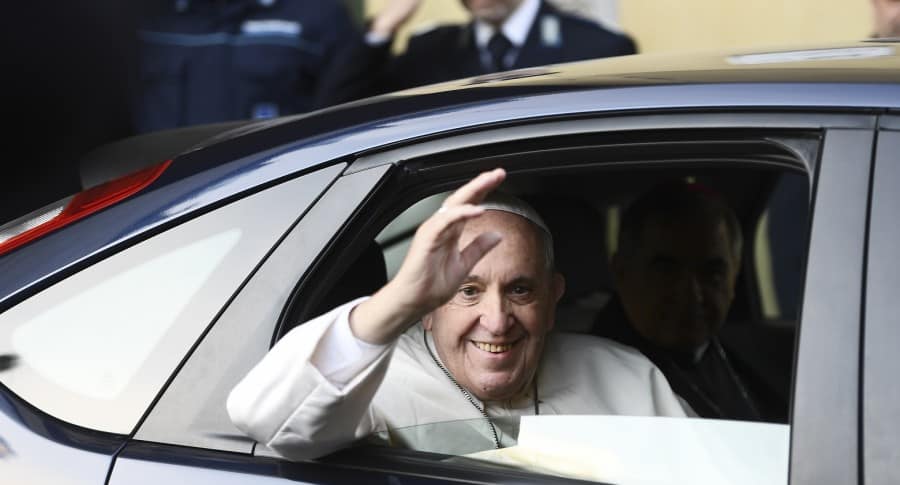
[{"xmin": 228, "ymin": 169, "xmax": 687, "ymax": 461}]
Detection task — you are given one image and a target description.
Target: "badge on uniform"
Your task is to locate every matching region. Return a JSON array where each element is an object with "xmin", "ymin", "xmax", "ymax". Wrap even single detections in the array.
[
  {"xmin": 241, "ymin": 19, "xmax": 302, "ymax": 37},
  {"xmin": 541, "ymin": 15, "xmax": 561, "ymax": 47},
  {"xmin": 252, "ymin": 103, "xmax": 279, "ymax": 119}
]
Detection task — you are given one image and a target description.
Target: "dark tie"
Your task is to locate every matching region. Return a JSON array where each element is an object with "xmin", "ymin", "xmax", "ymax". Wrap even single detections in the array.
[{"xmin": 486, "ymin": 32, "xmax": 512, "ymax": 72}]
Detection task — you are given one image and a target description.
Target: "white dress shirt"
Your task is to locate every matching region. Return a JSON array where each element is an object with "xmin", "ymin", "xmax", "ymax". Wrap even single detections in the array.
[{"xmin": 473, "ymin": 0, "xmax": 541, "ymax": 70}]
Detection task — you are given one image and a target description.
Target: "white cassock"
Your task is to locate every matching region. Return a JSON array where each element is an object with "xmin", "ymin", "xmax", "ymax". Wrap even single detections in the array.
[{"xmin": 227, "ymin": 299, "xmax": 688, "ymax": 461}]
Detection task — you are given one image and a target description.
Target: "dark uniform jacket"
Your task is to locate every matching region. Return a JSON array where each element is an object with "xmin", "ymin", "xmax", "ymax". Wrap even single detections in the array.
[
  {"xmin": 136, "ymin": 0, "xmax": 362, "ymax": 133},
  {"xmin": 320, "ymin": 0, "xmax": 636, "ymax": 106},
  {"xmin": 592, "ymin": 297, "xmax": 791, "ymax": 423}
]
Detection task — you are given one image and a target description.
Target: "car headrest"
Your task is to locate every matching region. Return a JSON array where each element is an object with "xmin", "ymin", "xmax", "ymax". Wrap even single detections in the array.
[
  {"xmin": 528, "ymin": 195, "xmax": 613, "ymax": 305},
  {"xmin": 317, "ymin": 240, "xmax": 388, "ymax": 312}
]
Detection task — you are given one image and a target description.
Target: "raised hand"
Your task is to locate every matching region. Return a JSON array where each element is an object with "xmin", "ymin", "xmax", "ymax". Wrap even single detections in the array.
[
  {"xmin": 370, "ymin": 0, "xmax": 423, "ymax": 38},
  {"xmin": 350, "ymin": 168, "xmax": 506, "ymax": 344}
]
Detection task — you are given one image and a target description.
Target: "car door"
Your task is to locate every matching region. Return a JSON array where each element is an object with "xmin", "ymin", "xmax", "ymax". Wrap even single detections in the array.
[
  {"xmin": 859, "ymin": 114, "xmax": 900, "ymax": 485},
  {"xmin": 112, "ymin": 110, "xmax": 877, "ymax": 485}
]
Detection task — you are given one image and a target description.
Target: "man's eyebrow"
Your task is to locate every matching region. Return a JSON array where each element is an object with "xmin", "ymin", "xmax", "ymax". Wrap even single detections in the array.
[
  {"xmin": 508, "ymin": 275, "xmax": 538, "ymax": 285},
  {"xmin": 462, "ymin": 275, "xmax": 485, "ymax": 285}
]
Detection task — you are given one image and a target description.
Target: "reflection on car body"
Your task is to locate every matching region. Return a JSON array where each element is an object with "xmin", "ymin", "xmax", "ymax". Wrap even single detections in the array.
[{"xmin": 1, "ymin": 41, "xmax": 899, "ymax": 485}]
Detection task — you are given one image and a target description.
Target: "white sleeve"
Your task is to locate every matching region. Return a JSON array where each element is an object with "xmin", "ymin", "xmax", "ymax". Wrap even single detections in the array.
[
  {"xmin": 226, "ymin": 298, "xmax": 396, "ymax": 460},
  {"xmin": 311, "ymin": 298, "xmax": 389, "ymax": 387}
]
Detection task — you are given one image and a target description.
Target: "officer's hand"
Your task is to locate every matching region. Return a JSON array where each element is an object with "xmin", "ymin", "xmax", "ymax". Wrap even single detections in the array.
[{"xmin": 371, "ymin": 0, "xmax": 422, "ymax": 38}]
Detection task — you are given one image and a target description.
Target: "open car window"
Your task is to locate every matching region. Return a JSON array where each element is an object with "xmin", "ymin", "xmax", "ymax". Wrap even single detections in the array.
[{"xmin": 266, "ymin": 130, "xmax": 812, "ymax": 484}]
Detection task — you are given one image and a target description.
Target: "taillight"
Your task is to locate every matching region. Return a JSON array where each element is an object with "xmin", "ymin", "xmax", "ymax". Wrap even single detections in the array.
[{"xmin": 0, "ymin": 160, "xmax": 172, "ymax": 257}]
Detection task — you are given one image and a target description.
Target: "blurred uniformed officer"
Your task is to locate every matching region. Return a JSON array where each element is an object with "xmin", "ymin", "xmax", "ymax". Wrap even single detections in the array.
[
  {"xmin": 321, "ymin": 0, "xmax": 637, "ymax": 105},
  {"xmin": 136, "ymin": 0, "xmax": 362, "ymax": 133}
]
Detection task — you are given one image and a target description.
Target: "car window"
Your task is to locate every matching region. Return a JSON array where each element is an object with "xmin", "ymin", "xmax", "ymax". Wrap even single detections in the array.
[
  {"xmin": 0, "ymin": 167, "xmax": 337, "ymax": 434},
  {"xmin": 134, "ymin": 126, "xmax": 821, "ymax": 484},
  {"xmin": 133, "ymin": 164, "xmax": 390, "ymax": 451},
  {"xmin": 754, "ymin": 172, "xmax": 809, "ymax": 322},
  {"xmin": 289, "ymin": 157, "xmax": 810, "ymax": 483}
]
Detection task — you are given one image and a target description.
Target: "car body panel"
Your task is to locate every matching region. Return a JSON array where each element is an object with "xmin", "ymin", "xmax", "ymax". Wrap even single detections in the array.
[
  {"xmin": 789, "ymin": 129, "xmax": 873, "ymax": 484},
  {"xmin": 862, "ymin": 126, "xmax": 900, "ymax": 485},
  {"xmin": 0, "ymin": 392, "xmax": 118, "ymax": 485}
]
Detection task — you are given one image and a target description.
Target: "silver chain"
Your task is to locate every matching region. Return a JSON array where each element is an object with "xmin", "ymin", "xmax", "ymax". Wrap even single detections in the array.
[{"xmin": 423, "ymin": 331, "xmax": 502, "ymax": 449}]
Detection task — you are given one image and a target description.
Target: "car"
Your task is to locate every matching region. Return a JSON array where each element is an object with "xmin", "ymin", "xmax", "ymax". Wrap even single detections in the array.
[{"xmin": 2, "ymin": 40, "xmax": 899, "ymax": 485}]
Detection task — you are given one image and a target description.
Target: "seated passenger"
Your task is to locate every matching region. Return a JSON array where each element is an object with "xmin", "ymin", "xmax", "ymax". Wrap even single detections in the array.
[
  {"xmin": 227, "ymin": 169, "xmax": 688, "ymax": 461},
  {"xmin": 594, "ymin": 181, "xmax": 787, "ymax": 421}
]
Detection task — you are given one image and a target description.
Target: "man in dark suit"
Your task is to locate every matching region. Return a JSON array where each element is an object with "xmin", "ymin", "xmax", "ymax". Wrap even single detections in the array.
[
  {"xmin": 318, "ymin": 0, "xmax": 636, "ymax": 106},
  {"xmin": 592, "ymin": 181, "xmax": 790, "ymax": 422}
]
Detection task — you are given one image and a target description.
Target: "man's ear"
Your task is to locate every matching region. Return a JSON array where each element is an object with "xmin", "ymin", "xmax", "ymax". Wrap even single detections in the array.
[
  {"xmin": 422, "ymin": 313, "xmax": 433, "ymax": 331},
  {"xmin": 552, "ymin": 272, "xmax": 565, "ymax": 304}
]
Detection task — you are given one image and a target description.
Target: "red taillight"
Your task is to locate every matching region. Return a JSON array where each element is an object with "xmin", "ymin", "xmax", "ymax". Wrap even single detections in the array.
[{"xmin": 0, "ymin": 160, "xmax": 172, "ymax": 257}]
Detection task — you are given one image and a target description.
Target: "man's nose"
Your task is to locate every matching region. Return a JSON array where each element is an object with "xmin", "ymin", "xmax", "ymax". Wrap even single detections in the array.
[
  {"xmin": 688, "ymin": 274, "xmax": 704, "ymax": 303},
  {"xmin": 479, "ymin": 290, "xmax": 514, "ymax": 334}
]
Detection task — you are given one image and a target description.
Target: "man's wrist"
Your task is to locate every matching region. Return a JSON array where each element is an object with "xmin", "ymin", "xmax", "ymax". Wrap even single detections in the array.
[{"xmin": 349, "ymin": 281, "xmax": 422, "ymax": 345}]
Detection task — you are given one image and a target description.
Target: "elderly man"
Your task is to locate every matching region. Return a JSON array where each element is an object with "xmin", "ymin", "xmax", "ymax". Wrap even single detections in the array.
[
  {"xmin": 593, "ymin": 181, "xmax": 788, "ymax": 422},
  {"xmin": 228, "ymin": 169, "xmax": 687, "ymax": 461}
]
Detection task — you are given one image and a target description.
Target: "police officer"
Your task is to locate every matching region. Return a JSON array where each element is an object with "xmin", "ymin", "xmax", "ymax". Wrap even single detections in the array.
[
  {"xmin": 320, "ymin": 0, "xmax": 637, "ymax": 106},
  {"xmin": 136, "ymin": 0, "xmax": 362, "ymax": 133}
]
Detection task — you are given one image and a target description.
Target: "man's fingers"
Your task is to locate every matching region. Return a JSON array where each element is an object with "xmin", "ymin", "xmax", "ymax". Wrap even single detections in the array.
[
  {"xmin": 421, "ymin": 204, "xmax": 484, "ymax": 243},
  {"xmin": 459, "ymin": 231, "xmax": 503, "ymax": 270},
  {"xmin": 443, "ymin": 168, "xmax": 506, "ymax": 208}
]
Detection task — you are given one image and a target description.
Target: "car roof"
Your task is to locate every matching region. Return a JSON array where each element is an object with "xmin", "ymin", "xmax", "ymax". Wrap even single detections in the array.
[
  {"xmin": 86, "ymin": 40, "xmax": 900, "ymax": 185},
  {"xmin": 399, "ymin": 40, "xmax": 900, "ymax": 91},
  {"xmin": 192, "ymin": 40, "xmax": 900, "ymax": 158},
  {"xmin": 4, "ymin": 40, "xmax": 899, "ymax": 310}
]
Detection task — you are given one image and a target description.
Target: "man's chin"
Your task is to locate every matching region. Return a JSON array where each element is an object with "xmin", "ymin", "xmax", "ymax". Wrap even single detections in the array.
[{"xmin": 471, "ymin": 374, "xmax": 523, "ymax": 402}]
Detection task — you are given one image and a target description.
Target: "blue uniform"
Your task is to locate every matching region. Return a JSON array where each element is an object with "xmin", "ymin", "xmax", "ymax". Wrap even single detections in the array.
[
  {"xmin": 320, "ymin": 0, "xmax": 636, "ymax": 106},
  {"xmin": 136, "ymin": 0, "xmax": 361, "ymax": 133}
]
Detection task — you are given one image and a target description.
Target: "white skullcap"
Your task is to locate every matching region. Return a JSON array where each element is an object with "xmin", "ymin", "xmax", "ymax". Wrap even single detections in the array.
[{"xmin": 480, "ymin": 192, "xmax": 552, "ymax": 239}]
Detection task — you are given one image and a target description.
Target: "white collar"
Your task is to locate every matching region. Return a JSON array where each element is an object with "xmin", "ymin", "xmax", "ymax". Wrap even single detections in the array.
[{"xmin": 473, "ymin": 0, "xmax": 541, "ymax": 49}]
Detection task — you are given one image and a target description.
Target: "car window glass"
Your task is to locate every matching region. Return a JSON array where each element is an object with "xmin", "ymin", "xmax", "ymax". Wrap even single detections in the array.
[
  {"xmin": 133, "ymin": 164, "xmax": 389, "ymax": 452},
  {"xmin": 376, "ymin": 193, "xmax": 447, "ymax": 279},
  {"xmin": 755, "ymin": 172, "xmax": 809, "ymax": 322},
  {"xmin": 0, "ymin": 176, "xmax": 316, "ymax": 434}
]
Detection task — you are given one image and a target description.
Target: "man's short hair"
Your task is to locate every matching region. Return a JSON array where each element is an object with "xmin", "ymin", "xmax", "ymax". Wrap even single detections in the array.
[{"xmin": 617, "ymin": 181, "xmax": 743, "ymax": 262}]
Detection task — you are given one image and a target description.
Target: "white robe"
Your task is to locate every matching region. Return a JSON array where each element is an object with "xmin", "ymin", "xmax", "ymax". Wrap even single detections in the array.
[{"xmin": 227, "ymin": 301, "xmax": 688, "ymax": 460}]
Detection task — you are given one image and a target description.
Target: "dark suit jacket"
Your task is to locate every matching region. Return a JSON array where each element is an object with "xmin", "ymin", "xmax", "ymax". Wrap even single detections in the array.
[
  {"xmin": 315, "ymin": 0, "xmax": 636, "ymax": 107},
  {"xmin": 592, "ymin": 297, "xmax": 791, "ymax": 423}
]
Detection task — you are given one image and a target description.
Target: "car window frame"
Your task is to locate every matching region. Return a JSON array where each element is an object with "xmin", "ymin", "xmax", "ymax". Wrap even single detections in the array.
[{"xmin": 860, "ymin": 117, "xmax": 900, "ymax": 485}]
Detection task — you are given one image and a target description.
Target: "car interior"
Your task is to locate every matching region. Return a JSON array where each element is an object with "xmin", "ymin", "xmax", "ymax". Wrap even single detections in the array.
[{"xmin": 278, "ymin": 129, "xmax": 813, "ymax": 461}]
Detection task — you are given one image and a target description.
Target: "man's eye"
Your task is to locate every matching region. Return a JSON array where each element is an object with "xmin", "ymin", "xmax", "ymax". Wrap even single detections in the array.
[
  {"xmin": 510, "ymin": 285, "xmax": 531, "ymax": 296},
  {"xmin": 459, "ymin": 286, "xmax": 479, "ymax": 298}
]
